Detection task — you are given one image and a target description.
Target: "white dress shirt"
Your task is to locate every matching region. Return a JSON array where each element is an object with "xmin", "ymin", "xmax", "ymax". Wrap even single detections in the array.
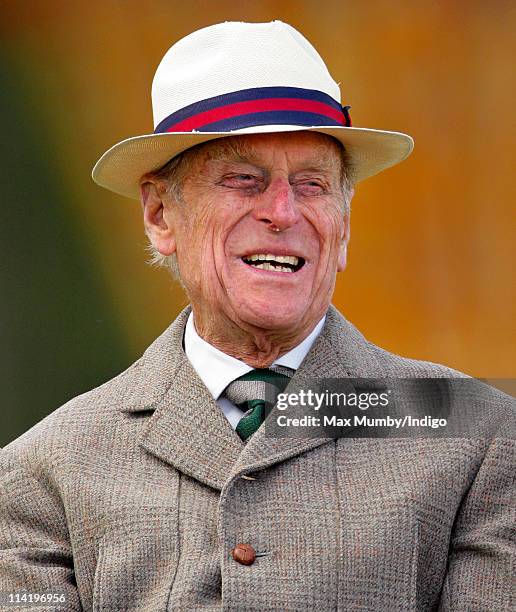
[{"xmin": 184, "ymin": 313, "xmax": 326, "ymax": 429}]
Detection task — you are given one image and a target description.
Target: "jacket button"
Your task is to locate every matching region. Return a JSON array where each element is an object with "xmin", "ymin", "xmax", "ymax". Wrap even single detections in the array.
[{"xmin": 231, "ymin": 543, "xmax": 256, "ymax": 565}]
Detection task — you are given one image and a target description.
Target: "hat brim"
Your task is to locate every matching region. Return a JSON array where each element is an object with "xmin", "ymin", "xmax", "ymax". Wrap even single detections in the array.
[{"xmin": 92, "ymin": 125, "xmax": 413, "ymax": 200}]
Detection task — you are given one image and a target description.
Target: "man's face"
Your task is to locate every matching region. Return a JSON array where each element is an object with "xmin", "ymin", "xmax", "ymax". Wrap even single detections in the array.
[{"xmin": 146, "ymin": 131, "xmax": 351, "ymax": 336}]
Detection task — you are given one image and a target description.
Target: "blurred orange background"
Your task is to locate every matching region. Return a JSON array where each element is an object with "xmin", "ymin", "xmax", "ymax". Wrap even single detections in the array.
[{"xmin": 1, "ymin": 0, "xmax": 514, "ymax": 445}]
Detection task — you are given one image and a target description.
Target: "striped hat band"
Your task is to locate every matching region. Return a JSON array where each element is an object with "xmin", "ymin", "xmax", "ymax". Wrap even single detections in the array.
[{"xmin": 154, "ymin": 87, "xmax": 352, "ymax": 134}]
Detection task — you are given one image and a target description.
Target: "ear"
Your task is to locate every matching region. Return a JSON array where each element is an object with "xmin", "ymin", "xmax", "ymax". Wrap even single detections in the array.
[
  {"xmin": 337, "ymin": 212, "xmax": 351, "ymax": 272},
  {"xmin": 140, "ymin": 177, "xmax": 177, "ymax": 256}
]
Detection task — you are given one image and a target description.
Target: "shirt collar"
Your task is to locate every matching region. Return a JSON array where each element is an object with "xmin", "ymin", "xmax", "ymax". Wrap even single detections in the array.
[{"xmin": 184, "ymin": 312, "xmax": 326, "ymax": 400}]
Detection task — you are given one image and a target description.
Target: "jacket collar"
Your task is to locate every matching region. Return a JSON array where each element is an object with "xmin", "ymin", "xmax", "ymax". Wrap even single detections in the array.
[{"xmin": 115, "ymin": 305, "xmax": 383, "ymax": 490}]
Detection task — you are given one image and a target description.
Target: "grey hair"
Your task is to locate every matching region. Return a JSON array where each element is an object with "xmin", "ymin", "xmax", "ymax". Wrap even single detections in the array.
[{"xmin": 143, "ymin": 136, "xmax": 354, "ymax": 280}]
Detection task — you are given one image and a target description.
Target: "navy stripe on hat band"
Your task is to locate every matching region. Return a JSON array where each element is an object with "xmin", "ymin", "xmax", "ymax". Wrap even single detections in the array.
[{"xmin": 154, "ymin": 86, "xmax": 351, "ymax": 134}]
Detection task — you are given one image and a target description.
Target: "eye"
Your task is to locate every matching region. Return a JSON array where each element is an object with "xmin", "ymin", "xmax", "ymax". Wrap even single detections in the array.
[
  {"xmin": 294, "ymin": 180, "xmax": 326, "ymax": 196},
  {"xmin": 220, "ymin": 174, "xmax": 261, "ymax": 189}
]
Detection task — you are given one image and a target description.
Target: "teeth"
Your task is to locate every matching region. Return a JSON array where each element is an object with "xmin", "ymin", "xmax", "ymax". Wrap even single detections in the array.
[
  {"xmin": 246, "ymin": 253, "xmax": 299, "ymax": 265},
  {"xmin": 252, "ymin": 263, "xmax": 294, "ymax": 273}
]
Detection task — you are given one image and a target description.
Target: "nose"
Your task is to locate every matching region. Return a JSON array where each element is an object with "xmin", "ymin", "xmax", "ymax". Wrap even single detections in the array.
[{"xmin": 251, "ymin": 177, "xmax": 299, "ymax": 231}]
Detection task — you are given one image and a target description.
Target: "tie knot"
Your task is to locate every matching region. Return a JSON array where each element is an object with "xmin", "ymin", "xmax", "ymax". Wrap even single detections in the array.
[
  {"xmin": 223, "ymin": 366, "xmax": 293, "ymax": 441},
  {"xmin": 224, "ymin": 367, "xmax": 292, "ymax": 407}
]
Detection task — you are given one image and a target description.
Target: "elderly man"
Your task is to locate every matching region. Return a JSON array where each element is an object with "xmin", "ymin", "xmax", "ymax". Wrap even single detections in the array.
[{"xmin": 0, "ymin": 21, "xmax": 514, "ymax": 612}]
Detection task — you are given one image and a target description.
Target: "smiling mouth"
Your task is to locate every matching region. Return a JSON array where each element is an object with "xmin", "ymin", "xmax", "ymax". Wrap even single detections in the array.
[{"xmin": 241, "ymin": 253, "xmax": 306, "ymax": 273}]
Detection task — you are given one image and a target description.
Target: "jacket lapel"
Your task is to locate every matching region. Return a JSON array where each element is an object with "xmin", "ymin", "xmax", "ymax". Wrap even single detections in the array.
[
  {"xmin": 139, "ymin": 358, "xmax": 244, "ymax": 491},
  {"xmin": 117, "ymin": 307, "xmax": 244, "ymax": 491}
]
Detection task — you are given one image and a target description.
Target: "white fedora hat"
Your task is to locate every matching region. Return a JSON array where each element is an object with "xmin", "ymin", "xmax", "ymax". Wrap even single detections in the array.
[{"xmin": 92, "ymin": 20, "xmax": 414, "ymax": 199}]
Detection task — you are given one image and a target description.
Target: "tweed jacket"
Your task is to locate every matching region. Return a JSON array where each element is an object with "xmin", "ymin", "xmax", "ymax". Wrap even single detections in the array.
[{"xmin": 0, "ymin": 306, "xmax": 514, "ymax": 611}]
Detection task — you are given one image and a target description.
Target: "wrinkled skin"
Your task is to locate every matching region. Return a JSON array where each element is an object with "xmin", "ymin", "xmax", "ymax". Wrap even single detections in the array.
[{"xmin": 141, "ymin": 131, "xmax": 352, "ymax": 367}]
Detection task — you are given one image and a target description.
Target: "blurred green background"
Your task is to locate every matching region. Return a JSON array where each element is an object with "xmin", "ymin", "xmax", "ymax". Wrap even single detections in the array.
[{"xmin": 1, "ymin": 0, "xmax": 514, "ymax": 446}]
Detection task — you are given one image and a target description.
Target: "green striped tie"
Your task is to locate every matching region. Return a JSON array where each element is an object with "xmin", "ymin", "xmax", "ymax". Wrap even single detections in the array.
[{"xmin": 224, "ymin": 367, "xmax": 292, "ymax": 441}]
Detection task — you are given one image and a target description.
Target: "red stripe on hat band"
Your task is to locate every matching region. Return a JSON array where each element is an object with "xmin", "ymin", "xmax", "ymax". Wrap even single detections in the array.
[{"xmin": 165, "ymin": 98, "xmax": 345, "ymax": 132}]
